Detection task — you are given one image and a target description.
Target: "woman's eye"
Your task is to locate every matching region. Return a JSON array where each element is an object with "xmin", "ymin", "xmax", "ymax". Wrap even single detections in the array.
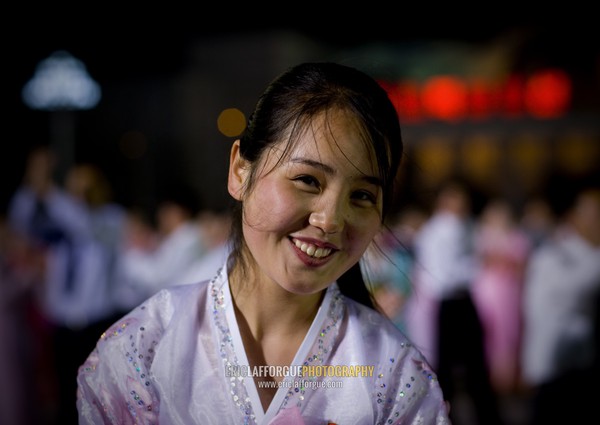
[
  {"xmin": 353, "ymin": 190, "xmax": 377, "ymax": 204},
  {"xmin": 294, "ymin": 175, "xmax": 319, "ymax": 188}
]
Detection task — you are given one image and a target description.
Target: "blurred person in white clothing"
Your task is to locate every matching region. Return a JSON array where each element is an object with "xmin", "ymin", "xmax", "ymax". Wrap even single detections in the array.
[
  {"xmin": 521, "ymin": 186, "xmax": 600, "ymax": 424},
  {"xmin": 62, "ymin": 163, "xmax": 130, "ymax": 324},
  {"xmin": 404, "ymin": 181, "xmax": 478, "ymax": 367},
  {"xmin": 116, "ymin": 185, "xmax": 209, "ymax": 309},
  {"xmin": 179, "ymin": 207, "xmax": 232, "ymax": 285},
  {"xmin": 405, "ymin": 180, "xmax": 503, "ymax": 425},
  {"xmin": 7, "ymin": 148, "xmax": 128, "ymax": 425}
]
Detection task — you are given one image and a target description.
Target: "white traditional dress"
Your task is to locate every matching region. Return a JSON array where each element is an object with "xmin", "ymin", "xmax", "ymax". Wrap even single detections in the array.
[{"xmin": 77, "ymin": 265, "xmax": 450, "ymax": 424}]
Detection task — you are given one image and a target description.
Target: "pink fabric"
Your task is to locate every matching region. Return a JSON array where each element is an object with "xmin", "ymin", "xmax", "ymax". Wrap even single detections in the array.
[
  {"xmin": 268, "ymin": 406, "xmax": 305, "ymax": 425},
  {"xmin": 472, "ymin": 226, "xmax": 530, "ymax": 393}
]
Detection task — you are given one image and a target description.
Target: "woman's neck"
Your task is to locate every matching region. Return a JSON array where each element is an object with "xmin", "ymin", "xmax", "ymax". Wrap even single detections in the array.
[
  {"xmin": 228, "ymin": 261, "xmax": 325, "ymax": 411},
  {"xmin": 228, "ymin": 263, "xmax": 323, "ymax": 342}
]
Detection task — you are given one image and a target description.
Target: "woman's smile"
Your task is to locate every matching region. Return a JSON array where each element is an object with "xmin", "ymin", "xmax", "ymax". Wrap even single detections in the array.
[
  {"xmin": 291, "ymin": 237, "xmax": 334, "ymax": 259},
  {"xmin": 232, "ymin": 109, "xmax": 383, "ymax": 295}
]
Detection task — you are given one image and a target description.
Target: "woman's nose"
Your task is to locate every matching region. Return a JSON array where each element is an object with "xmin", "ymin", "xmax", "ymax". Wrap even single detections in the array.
[{"xmin": 309, "ymin": 198, "xmax": 345, "ymax": 234}]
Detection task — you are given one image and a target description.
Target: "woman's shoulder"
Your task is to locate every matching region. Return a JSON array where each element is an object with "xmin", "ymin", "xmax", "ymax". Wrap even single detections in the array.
[
  {"xmin": 344, "ymin": 296, "xmax": 407, "ymax": 336},
  {"xmin": 98, "ymin": 280, "xmax": 211, "ymax": 346},
  {"xmin": 339, "ymin": 296, "xmax": 449, "ymax": 421},
  {"xmin": 142, "ymin": 279, "xmax": 211, "ymax": 317},
  {"xmin": 342, "ymin": 296, "xmax": 431, "ymax": 362},
  {"xmin": 77, "ymin": 278, "xmax": 215, "ymax": 424}
]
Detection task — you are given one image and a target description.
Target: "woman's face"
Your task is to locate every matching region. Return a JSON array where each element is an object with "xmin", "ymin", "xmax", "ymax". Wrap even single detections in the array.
[{"xmin": 229, "ymin": 109, "xmax": 384, "ymax": 295}]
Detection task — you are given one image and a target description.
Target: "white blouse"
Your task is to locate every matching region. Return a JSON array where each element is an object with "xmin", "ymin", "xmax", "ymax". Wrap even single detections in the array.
[{"xmin": 77, "ymin": 266, "xmax": 450, "ymax": 424}]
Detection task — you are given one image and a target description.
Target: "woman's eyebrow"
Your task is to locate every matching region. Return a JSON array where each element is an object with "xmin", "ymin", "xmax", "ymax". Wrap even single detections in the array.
[
  {"xmin": 290, "ymin": 157, "xmax": 335, "ymax": 175},
  {"xmin": 289, "ymin": 157, "xmax": 382, "ymax": 187}
]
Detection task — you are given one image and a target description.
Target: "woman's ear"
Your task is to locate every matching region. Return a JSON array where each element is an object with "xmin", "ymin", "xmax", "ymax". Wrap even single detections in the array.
[{"xmin": 227, "ymin": 139, "xmax": 248, "ymax": 201}]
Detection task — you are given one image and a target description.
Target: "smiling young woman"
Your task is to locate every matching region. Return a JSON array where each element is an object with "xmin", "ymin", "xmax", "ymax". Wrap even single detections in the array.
[{"xmin": 77, "ymin": 62, "xmax": 451, "ymax": 425}]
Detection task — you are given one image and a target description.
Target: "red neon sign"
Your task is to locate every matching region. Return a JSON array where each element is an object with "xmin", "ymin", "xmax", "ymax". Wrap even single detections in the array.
[{"xmin": 379, "ymin": 68, "xmax": 571, "ymax": 122}]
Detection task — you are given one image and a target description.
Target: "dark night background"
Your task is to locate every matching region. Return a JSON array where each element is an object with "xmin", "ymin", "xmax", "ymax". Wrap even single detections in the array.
[{"xmin": 3, "ymin": 7, "xmax": 599, "ymax": 218}]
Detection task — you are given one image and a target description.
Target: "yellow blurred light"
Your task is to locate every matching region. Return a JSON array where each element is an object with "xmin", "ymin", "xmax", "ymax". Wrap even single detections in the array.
[
  {"xmin": 217, "ymin": 108, "xmax": 246, "ymax": 137},
  {"xmin": 555, "ymin": 133, "xmax": 599, "ymax": 176},
  {"xmin": 461, "ymin": 134, "xmax": 501, "ymax": 186},
  {"xmin": 414, "ymin": 136, "xmax": 455, "ymax": 185}
]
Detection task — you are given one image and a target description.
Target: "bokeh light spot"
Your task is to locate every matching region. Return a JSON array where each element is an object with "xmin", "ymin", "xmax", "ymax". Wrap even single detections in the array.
[
  {"xmin": 421, "ymin": 76, "xmax": 468, "ymax": 121},
  {"xmin": 217, "ymin": 108, "xmax": 246, "ymax": 137},
  {"xmin": 524, "ymin": 69, "xmax": 571, "ymax": 119},
  {"xmin": 22, "ymin": 50, "xmax": 101, "ymax": 110}
]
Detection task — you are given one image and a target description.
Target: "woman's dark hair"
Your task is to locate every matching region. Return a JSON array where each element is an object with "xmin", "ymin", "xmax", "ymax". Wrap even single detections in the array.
[{"xmin": 227, "ymin": 62, "xmax": 403, "ymax": 309}]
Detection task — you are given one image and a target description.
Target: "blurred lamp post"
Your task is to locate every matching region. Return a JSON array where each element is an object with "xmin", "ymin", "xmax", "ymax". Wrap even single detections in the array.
[{"xmin": 22, "ymin": 50, "xmax": 101, "ymax": 182}]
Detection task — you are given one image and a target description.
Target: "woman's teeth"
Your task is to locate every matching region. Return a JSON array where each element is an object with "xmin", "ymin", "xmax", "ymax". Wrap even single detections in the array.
[{"xmin": 294, "ymin": 239, "xmax": 332, "ymax": 258}]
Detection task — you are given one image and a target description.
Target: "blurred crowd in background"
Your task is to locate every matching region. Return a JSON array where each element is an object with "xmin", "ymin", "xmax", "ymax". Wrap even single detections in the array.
[
  {"xmin": 364, "ymin": 178, "xmax": 600, "ymax": 424},
  {"xmin": 1, "ymin": 19, "xmax": 599, "ymax": 425},
  {"xmin": 1, "ymin": 142, "xmax": 598, "ymax": 425},
  {"xmin": 0, "ymin": 145, "xmax": 232, "ymax": 424}
]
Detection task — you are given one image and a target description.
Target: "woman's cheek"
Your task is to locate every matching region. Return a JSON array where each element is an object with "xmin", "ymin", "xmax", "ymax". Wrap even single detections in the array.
[{"xmin": 246, "ymin": 183, "xmax": 304, "ymax": 230}]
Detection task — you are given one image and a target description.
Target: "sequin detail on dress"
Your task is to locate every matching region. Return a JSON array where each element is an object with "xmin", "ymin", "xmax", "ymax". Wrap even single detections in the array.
[
  {"xmin": 281, "ymin": 285, "xmax": 345, "ymax": 410},
  {"xmin": 210, "ymin": 268, "xmax": 257, "ymax": 425},
  {"xmin": 375, "ymin": 351, "xmax": 440, "ymax": 424}
]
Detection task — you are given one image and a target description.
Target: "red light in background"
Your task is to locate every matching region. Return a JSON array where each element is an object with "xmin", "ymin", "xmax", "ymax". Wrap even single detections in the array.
[
  {"xmin": 379, "ymin": 80, "xmax": 422, "ymax": 123},
  {"xmin": 502, "ymin": 74, "xmax": 525, "ymax": 117},
  {"xmin": 524, "ymin": 69, "xmax": 572, "ymax": 118},
  {"xmin": 470, "ymin": 79, "xmax": 500, "ymax": 120},
  {"xmin": 421, "ymin": 76, "xmax": 468, "ymax": 121},
  {"xmin": 395, "ymin": 81, "xmax": 421, "ymax": 122},
  {"xmin": 378, "ymin": 68, "xmax": 571, "ymax": 122},
  {"xmin": 378, "ymin": 79, "xmax": 403, "ymax": 117}
]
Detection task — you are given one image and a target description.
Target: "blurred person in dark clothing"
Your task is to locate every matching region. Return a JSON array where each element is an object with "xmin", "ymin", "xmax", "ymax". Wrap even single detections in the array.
[
  {"xmin": 405, "ymin": 180, "xmax": 504, "ymax": 425},
  {"xmin": 0, "ymin": 215, "xmax": 45, "ymax": 425},
  {"xmin": 521, "ymin": 186, "xmax": 600, "ymax": 424},
  {"xmin": 519, "ymin": 197, "xmax": 556, "ymax": 251}
]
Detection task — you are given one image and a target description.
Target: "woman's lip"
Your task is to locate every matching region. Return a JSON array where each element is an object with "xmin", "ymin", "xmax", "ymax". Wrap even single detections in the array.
[
  {"xmin": 289, "ymin": 238, "xmax": 334, "ymax": 265},
  {"xmin": 290, "ymin": 236, "xmax": 339, "ymax": 250}
]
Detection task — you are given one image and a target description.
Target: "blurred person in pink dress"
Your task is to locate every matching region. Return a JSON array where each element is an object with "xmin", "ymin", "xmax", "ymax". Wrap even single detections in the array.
[{"xmin": 471, "ymin": 198, "xmax": 531, "ymax": 395}]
